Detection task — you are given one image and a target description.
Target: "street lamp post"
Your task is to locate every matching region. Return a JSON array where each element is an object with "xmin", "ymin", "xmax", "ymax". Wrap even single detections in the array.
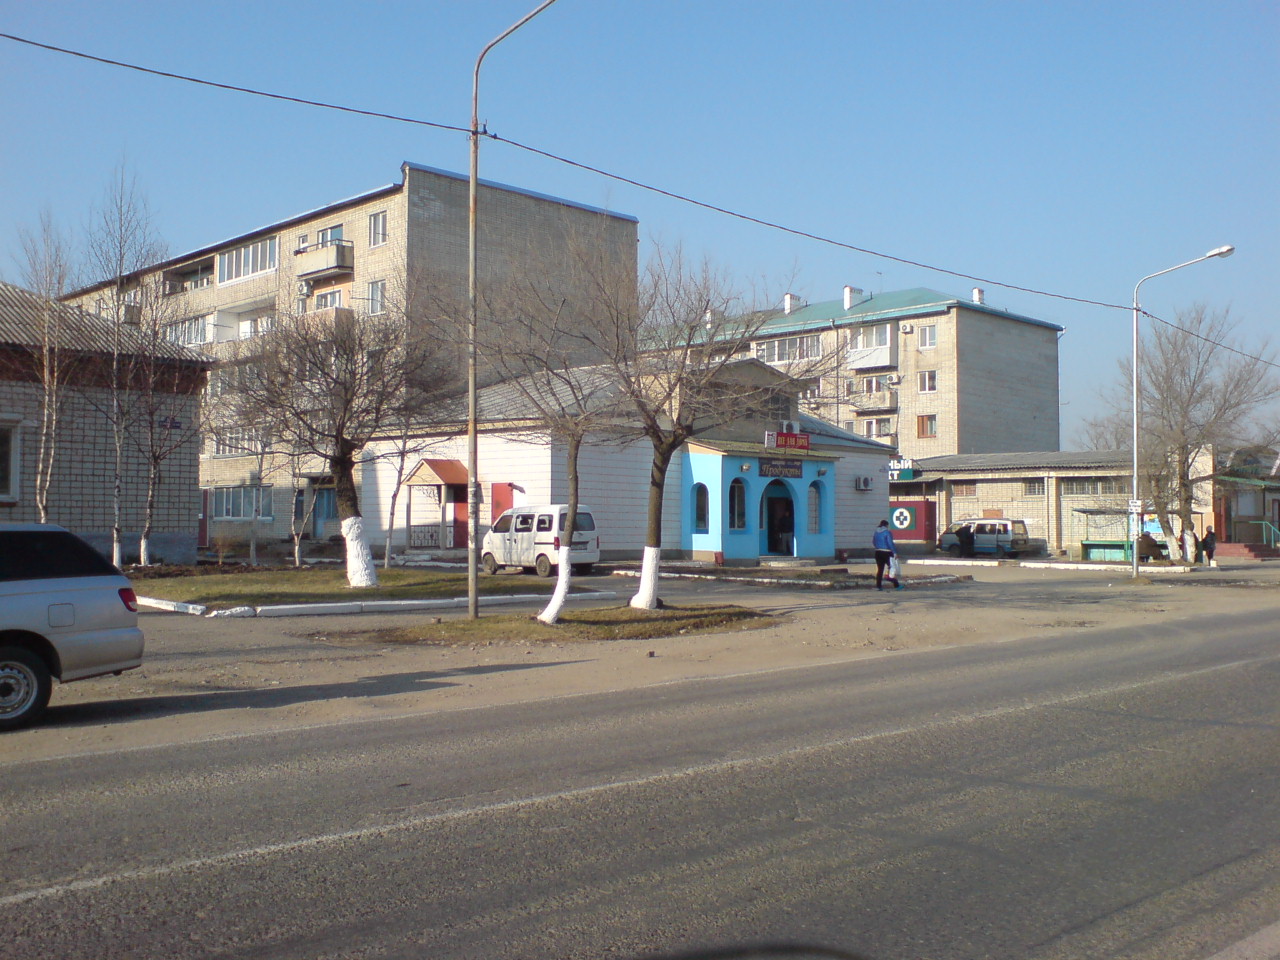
[
  {"xmin": 1129, "ymin": 244, "xmax": 1234, "ymax": 578},
  {"xmin": 467, "ymin": 0, "xmax": 560, "ymax": 618}
]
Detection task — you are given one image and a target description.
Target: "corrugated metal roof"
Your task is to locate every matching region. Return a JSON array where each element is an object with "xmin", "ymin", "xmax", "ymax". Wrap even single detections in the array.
[
  {"xmin": 0, "ymin": 282, "xmax": 209, "ymax": 364},
  {"xmin": 755, "ymin": 287, "xmax": 1064, "ymax": 336},
  {"xmin": 915, "ymin": 450, "xmax": 1131, "ymax": 472}
]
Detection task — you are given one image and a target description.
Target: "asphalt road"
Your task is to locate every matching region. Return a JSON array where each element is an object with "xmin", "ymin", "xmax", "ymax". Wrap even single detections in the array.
[{"xmin": 3, "ymin": 588, "xmax": 1279, "ymax": 960}]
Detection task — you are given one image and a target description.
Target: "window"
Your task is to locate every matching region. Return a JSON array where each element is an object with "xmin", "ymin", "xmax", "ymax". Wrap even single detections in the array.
[
  {"xmin": 861, "ymin": 375, "xmax": 893, "ymax": 394},
  {"xmin": 0, "ymin": 421, "xmax": 16, "ymax": 501},
  {"xmin": 918, "ymin": 370, "xmax": 937, "ymax": 392},
  {"xmin": 693, "ymin": 483, "xmax": 709, "ymax": 534},
  {"xmin": 1023, "ymin": 478, "xmax": 1046, "ymax": 497},
  {"xmin": 369, "ymin": 211, "xmax": 388, "ymax": 247},
  {"xmin": 952, "ymin": 481, "xmax": 977, "ymax": 497},
  {"xmin": 217, "ymin": 237, "xmax": 277, "ymax": 284},
  {"xmin": 864, "ymin": 417, "xmax": 893, "ymax": 438},
  {"xmin": 728, "ymin": 478, "xmax": 747, "ymax": 530},
  {"xmin": 807, "ymin": 482, "xmax": 822, "ymax": 534},
  {"xmin": 917, "ymin": 414, "xmax": 937, "ymax": 438},
  {"xmin": 367, "ymin": 280, "xmax": 387, "ymax": 315},
  {"xmin": 491, "ymin": 514, "xmax": 512, "ymax": 533},
  {"xmin": 213, "ymin": 427, "xmax": 263, "ymax": 457},
  {"xmin": 918, "ymin": 324, "xmax": 937, "ymax": 349},
  {"xmin": 297, "ymin": 234, "xmax": 308, "ymax": 250},
  {"xmin": 513, "ymin": 513, "xmax": 534, "ymax": 533},
  {"xmin": 559, "ymin": 512, "xmax": 595, "ymax": 532},
  {"xmin": 315, "ymin": 289, "xmax": 343, "ymax": 309},
  {"xmin": 755, "ymin": 335, "xmax": 821, "ymax": 363},
  {"xmin": 210, "ymin": 485, "xmax": 274, "ymax": 519},
  {"xmin": 797, "ymin": 378, "xmax": 822, "ymax": 400},
  {"xmin": 536, "ymin": 514, "xmax": 553, "ymax": 532},
  {"xmin": 317, "ymin": 224, "xmax": 344, "ymax": 247},
  {"xmin": 1062, "ymin": 477, "xmax": 1127, "ymax": 496},
  {"xmin": 165, "ymin": 315, "xmax": 208, "ymax": 346},
  {"xmin": 237, "ymin": 315, "xmax": 275, "ymax": 339},
  {"xmin": 849, "ymin": 324, "xmax": 890, "ymax": 351}
]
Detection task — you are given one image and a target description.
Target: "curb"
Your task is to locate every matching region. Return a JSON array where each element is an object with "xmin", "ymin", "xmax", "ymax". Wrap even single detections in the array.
[{"xmin": 140, "ymin": 591, "xmax": 619, "ymax": 618}]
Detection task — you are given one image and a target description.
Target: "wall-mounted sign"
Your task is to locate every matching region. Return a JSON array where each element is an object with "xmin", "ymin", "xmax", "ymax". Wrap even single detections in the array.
[
  {"xmin": 887, "ymin": 456, "xmax": 918, "ymax": 481},
  {"xmin": 759, "ymin": 459, "xmax": 804, "ymax": 478},
  {"xmin": 764, "ymin": 431, "xmax": 810, "ymax": 451}
]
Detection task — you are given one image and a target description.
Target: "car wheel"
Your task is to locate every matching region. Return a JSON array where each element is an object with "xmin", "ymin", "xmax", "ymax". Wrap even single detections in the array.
[
  {"xmin": 481, "ymin": 553, "xmax": 498, "ymax": 575},
  {"xmin": 573, "ymin": 563, "xmax": 595, "ymax": 576},
  {"xmin": 535, "ymin": 554, "xmax": 553, "ymax": 578},
  {"xmin": 947, "ymin": 545, "xmax": 962, "ymax": 558},
  {"xmin": 995, "ymin": 545, "xmax": 1007, "ymax": 558},
  {"xmin": 0, "ymin": 645, "xmax": 53, "ymax": 731}
]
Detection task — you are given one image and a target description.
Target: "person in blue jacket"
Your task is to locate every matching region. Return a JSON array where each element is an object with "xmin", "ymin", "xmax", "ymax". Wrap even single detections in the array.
[{"xmin": 873, "ymin": 519, "xmax": 904, "ymax": 590}]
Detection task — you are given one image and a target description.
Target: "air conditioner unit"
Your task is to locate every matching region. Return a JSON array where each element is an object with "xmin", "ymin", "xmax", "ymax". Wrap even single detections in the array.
[
  {"xmin": 296, "ymin": 280, "xmax": 313, "ymax": 297},
  {"xmin": 900, "ymin": 324, "xmax": 914, "ymax": 334},
  {"xmin": 885, "ymin": 375, "xmax": 902, "ymax": 387},
  {"xmin": 855, "ymin": 476, "xmax": 873, "ymax": 491},
  {"xmin": 779, "ymin": 420, "xmax": 800, "ymax": 434}
]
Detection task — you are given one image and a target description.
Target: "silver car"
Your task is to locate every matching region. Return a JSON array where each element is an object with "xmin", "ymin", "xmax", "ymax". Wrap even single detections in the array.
[{"xmin": 0, "ymin": 523, "xmax": 144, "ymax": 730}]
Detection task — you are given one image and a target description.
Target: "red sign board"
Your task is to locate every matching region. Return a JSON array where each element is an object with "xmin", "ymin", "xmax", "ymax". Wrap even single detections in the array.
[{"xmin": 765, "ymin": 431, "xmax": 810, "ymax": 451}]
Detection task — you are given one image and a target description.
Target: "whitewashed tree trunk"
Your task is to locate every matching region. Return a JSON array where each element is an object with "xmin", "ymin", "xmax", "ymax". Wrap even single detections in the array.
[
  {"xmin": 139, "ymin": 535, "xmax": 150, "ymax": 566},
  {"xmin": 342, "ymin": 516, "xmax": 379, "ymax": 588},
  {"xmin": 537, "ymin": 545, "xmax": 574, "ymax": 624},
  {"xmin": 629, "ymin": 545, "xmax": 662, "ymax": 609}
]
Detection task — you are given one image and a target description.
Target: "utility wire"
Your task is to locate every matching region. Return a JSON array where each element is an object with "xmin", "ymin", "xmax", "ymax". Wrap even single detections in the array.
[
  {"xmin": 0, "ymin": 32, "xmax": 470, "ymax": 135},
  {"xmin": 6, "ymin": 28, "xmax": 1269, "ymax": 372}
]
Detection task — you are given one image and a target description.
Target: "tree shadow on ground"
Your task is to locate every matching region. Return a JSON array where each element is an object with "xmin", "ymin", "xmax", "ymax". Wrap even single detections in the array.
[{"xmin": 41, "ymin": 660, "xmax": 588, "ymax": 729}]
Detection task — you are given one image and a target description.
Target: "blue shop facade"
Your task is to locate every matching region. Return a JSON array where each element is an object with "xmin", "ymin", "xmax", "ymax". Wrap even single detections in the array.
[{"xmin": 681, "ymin": 435, "xmax": 889, "ymax": 563}]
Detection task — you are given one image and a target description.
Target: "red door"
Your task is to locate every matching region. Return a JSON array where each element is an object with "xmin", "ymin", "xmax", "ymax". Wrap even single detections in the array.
[{"xmin": 490, "ymin": 482, "xmax": 514, "ymax": 523}]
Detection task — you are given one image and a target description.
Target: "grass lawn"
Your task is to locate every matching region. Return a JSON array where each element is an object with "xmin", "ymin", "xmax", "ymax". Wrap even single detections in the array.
[
  {"xmin": 133, "ymin": 566, "xmax": 574, "ymax": 610},
  {"xmin": 315, "ymin": 604, "xmax": 778, "ymax": 646}
]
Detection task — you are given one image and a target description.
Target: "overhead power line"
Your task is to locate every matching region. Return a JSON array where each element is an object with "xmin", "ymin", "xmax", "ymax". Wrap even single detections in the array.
[{"xmin": 6, "ymin": 26, "xmax": 1268, "ymax": 378}]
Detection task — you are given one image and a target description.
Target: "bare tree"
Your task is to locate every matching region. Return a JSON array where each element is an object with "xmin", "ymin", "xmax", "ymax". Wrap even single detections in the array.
[
  {"xmin": 221, "ymin": 304, "xmax": 458, "ymax": 587},
  {"xmin": 546, "ymin": 243, "xmax": 827, "ymax": 609},
  {"xmin": 82, "ymin": 168, "xmax": 167, "ymax": 565},
  {"xmin": 1081, "ymin": 305, "xmax": 1279, "ymax": 559},
  {"xmin": 13, "ymin": 210, "xmax": 80, "ymax": 523}
]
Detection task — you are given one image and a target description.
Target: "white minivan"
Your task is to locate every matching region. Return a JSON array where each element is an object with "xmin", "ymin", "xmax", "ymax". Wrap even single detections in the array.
[{"xmin": 481, "ymin": 505, "xmax": 600, "ymax": 577}]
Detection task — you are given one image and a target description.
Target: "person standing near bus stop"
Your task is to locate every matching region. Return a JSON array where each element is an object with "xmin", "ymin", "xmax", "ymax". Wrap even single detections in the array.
[{"xmin": 874, "ymin": 519, "xmax": 904, "ymax": 590}]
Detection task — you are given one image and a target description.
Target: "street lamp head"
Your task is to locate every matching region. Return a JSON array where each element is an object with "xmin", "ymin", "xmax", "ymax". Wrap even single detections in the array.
[{"xmin": 1207, "ymin": 244, "xmax": 1235, "ymax": 259}]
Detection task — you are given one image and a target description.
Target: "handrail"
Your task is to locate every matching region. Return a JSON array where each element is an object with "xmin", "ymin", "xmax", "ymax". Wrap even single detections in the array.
[{"xmin": 1243, "ymin": 520, "xmax": 1280, "ymax": 548}]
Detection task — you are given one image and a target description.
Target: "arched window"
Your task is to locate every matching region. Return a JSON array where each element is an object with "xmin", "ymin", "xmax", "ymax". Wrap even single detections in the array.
[
  {"xmin": 692, "ymin": 483, "xmax": 709, "ymax": 534},
  {"xmin": 808, "ymin": 481, "xmax": 822, "ymax": 534},
  {"xmin": 728, "ymin": 478, "xmax": 747, "ymax": 530}
]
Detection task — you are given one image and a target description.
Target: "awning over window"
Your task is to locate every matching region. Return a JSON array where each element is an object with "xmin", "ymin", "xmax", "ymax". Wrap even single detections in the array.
[{"xmin": 407, "ymin": 458, "xmax": 468, "ymax": 485}]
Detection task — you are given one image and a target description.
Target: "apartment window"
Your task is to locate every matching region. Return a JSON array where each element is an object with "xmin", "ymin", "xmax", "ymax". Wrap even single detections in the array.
[
  {"xmin": 864, "ymin": 417, "xmax": 893, "ymax": 438},
  {"xmin": 315, "ymin": 289, "xmax": 343, "ymax": 309},
  {"xmin": 237, "ymin": 315, "xmax": 275, "ymax": 339},
  {"xmin": 1023, "ymin": 478, "xmax": 1046, "ymax": 497},
  {"xmin": 952, "ymin": 481, "xmax": 977, "ymax": 497},
  {"xmin": 165, "ymin": 315, "xmax": 208, "ymax": 346},
  {"xmin": 0, "ymin": 421, "xmax": 17, "ymax": 501},
  {"xmin": 693, "ymin": 483, "xmax": 709, "ymax": 534},
  {"xmin": 217, "ymin": 237, "xmax": 277, "ymax": 284},
  {"xmin": 917, "ymin": 414, "xmax": 937, "ymax": 438},
  {"xmin": 295, "ymin": 297, "xmax": 308, "ymax": 315},
  {"xmin": 755, "ymin": 335, "xmax": 821, "ymax": 364},
  {"xmin": 807, "ymin": 482, "xmax": 822, "ymax": 534},
  {"xmin": 862, "ymin": 375, "xmax": 892, "ymax": 394},
  {"xmin": 297, "ymin": 234, "xmax": 308, "ymax": 250},
  {"xmin": 367, "ymin": 280, "xmax": 387, "ymax": 316},
  {"xmin": 918, "ymin": 370, "xmax": 937, "ymax": 392},
  {"xmin": 213, "ymin": 427, "xmax": 263, "ymax": 457},
  {"xmin": 210, "ymin": 485, "xmax": 274, "ymax": 520},
  {"xmin": 797, "ymin": 378, "xmax": 822, "ymax": 400},
  {"xmin": 918, "ymin": 324, "xmax": 938, "ymax": 349},
  {"xmin": 369, "ymin": 211, "xmax": 388, "ymax": 247},
  {"xmin": 728, "ymin": 478, "xmax": 747, "ymax": 530},
  {"xmin": 317, "ymin": 224, "xmax": 344, "ymax": 247},
  {"xmin": 849, "ymin": 324, "xmax": 890, "ymax": 351}
]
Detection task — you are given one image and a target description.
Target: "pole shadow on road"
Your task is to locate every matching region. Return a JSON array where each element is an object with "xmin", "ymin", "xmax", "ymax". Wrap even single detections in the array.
[{"xmin": 40, "ymin": 659, "xmax": 588, "ymax": 729}]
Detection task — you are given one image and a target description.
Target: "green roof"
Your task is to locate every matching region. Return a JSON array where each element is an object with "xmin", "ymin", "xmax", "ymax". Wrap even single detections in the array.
[{"xmin": 754, "ymin": 287, "xmax": 1064, "ymax": 336}]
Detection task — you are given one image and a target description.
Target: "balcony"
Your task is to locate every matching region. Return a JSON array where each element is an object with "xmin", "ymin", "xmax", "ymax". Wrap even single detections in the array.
[
  {"xmin": 294, "ymin": 239, "xmax": 354, "ymax": 280},
  {"xmin": 851, "ymin": 390, "xmax": 897, "ymax": 412}
]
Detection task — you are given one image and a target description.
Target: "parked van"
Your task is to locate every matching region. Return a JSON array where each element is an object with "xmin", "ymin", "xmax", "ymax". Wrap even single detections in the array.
[
  {"xmin": 481, "ymin": 505, "xmax": 600, "ymax": 577},
  {"xmin": 937, "ymin": 518, "xmax": 1030, "ymax": 558}
]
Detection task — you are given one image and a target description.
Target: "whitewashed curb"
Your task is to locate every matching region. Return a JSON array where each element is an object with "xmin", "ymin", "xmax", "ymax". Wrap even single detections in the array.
[{"xmin": 136, "ymin": 596, "xmax": 208, "ymax": 616}]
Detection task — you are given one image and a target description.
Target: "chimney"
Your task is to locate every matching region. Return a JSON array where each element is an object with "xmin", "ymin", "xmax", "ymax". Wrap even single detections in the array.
[
  {"xmin": 783, "ymin": 292, "xmax": 805, "ymax": 315},
  {"xmin": 972, "ymin": 287, "xmax": 985, "ymax": 304},
  {"xmin": 843, "ymin": 285, "xmax": 864, "ymax": 310}
]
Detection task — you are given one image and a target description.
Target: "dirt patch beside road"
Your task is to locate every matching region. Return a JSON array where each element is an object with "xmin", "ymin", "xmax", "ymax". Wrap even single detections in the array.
[{"xmin": 10, "ymin": 562, "xmax": 1277, "ymax": 761}]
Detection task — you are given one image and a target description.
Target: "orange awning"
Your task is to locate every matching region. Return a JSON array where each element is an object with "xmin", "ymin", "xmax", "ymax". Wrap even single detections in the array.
[{"xmin": 406, "ymin": 458, "xmax": 469, "ymax": 485}]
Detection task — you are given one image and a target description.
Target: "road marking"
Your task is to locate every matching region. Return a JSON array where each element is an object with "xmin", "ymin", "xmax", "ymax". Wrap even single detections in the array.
[{"xmin": 2, "ymin": 652, "xmax": 1276, "ymax": 909}]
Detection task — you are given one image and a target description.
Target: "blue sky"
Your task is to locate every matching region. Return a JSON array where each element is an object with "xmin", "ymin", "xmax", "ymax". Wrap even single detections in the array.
[{"xmin": 1, "ymin": 0, "xmax": 1274, "ymax": 443}]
